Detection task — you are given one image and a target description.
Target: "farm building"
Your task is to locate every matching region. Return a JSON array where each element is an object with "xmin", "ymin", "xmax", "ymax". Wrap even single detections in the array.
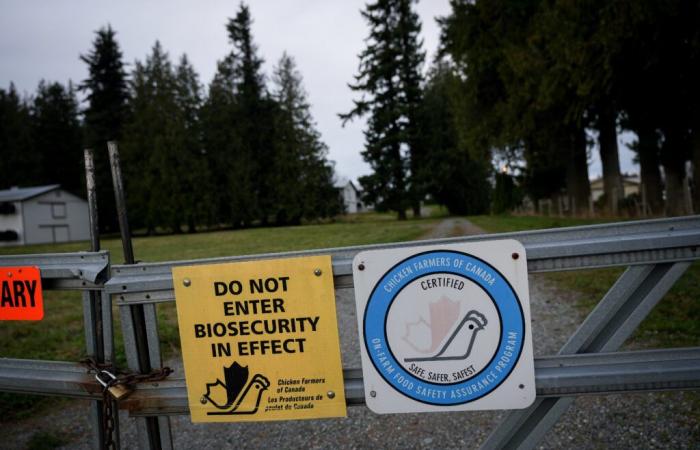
[
  {"xmin": 334, "ymin": 178, "xmax": 368, "ymax": 214},
  {"xmin": 0, "ymin": 184, "xmax": 90, "ymax": 246},
  {"xmin": 590, "ymin": 175, "xmax": 640, "ymax": 202}
]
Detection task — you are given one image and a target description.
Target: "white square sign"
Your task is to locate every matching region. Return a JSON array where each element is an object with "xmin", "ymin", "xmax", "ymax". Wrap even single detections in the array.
[{"xmin": 353, "ymin": 240, "xmax": 535, "ymax": 414}]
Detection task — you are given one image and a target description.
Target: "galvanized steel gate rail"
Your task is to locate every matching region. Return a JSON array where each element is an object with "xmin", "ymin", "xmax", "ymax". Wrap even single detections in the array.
[{"xmin": 1, "ymin": 216, "xmax": 699, "ymax": 449}]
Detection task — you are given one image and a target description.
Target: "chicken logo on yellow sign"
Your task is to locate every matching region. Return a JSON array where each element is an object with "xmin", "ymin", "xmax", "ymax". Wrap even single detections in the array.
[{"xmin": 203, "ymin": 362, "xmax": 270, "ymax": 415}]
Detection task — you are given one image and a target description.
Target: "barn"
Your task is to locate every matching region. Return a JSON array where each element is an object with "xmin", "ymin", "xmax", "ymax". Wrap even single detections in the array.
[{"xmin": 0, "ymin": 184, "xmax": 90, "ymax": 246}]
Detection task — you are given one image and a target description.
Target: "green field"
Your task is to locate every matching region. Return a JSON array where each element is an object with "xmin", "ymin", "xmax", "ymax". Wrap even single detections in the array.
[
  {"xmin": 0, "ymin": 213, "xmax": 443, "ymax": 419},
  {"xmin": 468, "ymin": 213, "xmax": 619, "ymax": 232},
  {"xmin": 1, "ymin": 213, "xmax": 447, "ymax": 359}
]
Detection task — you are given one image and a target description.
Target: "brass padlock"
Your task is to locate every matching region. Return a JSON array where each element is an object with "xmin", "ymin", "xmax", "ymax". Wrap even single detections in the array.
[{"xmin": 96, "ymin": 370, "xmax": 133, "ymax": 401}]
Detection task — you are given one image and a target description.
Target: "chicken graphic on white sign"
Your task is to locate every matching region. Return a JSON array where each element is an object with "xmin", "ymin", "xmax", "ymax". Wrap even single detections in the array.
[
  {"xmin": 353, "ymin": 241, "xmax": 536, "ymax": 414},
  {"xmin": 402, "ymin": 297, "xmax": 488, "ymax": 363}
]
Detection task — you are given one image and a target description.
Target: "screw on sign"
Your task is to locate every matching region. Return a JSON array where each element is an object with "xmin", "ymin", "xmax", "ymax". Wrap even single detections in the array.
[{"xmin": 0, "ymin": 266, "xmax": 44, "ymax": 321}]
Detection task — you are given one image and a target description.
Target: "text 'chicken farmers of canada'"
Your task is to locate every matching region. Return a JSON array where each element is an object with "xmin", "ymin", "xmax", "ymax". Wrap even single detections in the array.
[
  {"xmin": 354, "ymin": 242, "xmax": 536, "ymax": 414},
  {"xmin": 193, "ymin": 277, "xmax": 320, "ymax": 358}
]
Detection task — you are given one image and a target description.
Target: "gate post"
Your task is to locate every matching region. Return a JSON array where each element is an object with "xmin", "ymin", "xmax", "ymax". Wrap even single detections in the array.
[
  {"xmin": 83, "ymin": 148, "xmax": 119, "ymax": 448},
  {"xmin": 108, "ymin": 142, "xmax": 173, "ymax": 449}
]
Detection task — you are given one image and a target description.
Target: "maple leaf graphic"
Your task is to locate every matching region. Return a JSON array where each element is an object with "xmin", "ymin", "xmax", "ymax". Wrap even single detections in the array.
[{"xmin": 402, "ymin": 296, "xmax": 460, "ymax": 353}]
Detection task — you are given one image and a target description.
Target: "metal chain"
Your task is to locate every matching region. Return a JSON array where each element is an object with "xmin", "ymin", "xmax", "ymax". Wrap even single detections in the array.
[
  {"xmin": 82, "ymin": 358, "xmax": 173, "ymax": 450},
  {"xmin": 82, "ymin": 357, "xmax": 174, "ymax": 385},
  {"xmin": 101, "ymin": 390, "xmax": 117, "ymax": 450}
]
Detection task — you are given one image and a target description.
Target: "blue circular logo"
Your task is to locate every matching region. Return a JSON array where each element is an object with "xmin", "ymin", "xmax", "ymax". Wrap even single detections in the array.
[{"xmin": 363, "ymin": 250, "xmax": 525, "ymax": 405}]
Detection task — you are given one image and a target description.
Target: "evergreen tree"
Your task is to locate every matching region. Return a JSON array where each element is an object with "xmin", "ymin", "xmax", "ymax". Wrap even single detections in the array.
[
  {"xmin": 121, "ymin": 43, "xmax": 200, "ymax": 233},
  {"xmin": 341, "ymin": 0, "xmax": 425, "ymax": 220},
  {"xmin": 0, "ymin": 84, "xmax": 37, "ymax": 187},
  {"xmin": 201, "ymin": 55, "xmax": 242, "ymax": 227},
  {"xmin": 203, "ymin": 3, "xmax": 274, "ymax": 227},
  {"xmin": 439, "ymin": 0, "xmax": 542, "ymax": 209},
  {"xmin": 417, "ymin": 62, "xmax": 490, "ymax": 215},
  {"xmin": 270, "ymin": 53, "xmax": 308, "ymax": 224},
  {"xmin": 228, "ymin": 3, "xmax": 277, "ymax": 225},
  {"xmin": 271, "ymin": 53, "xmax": 339, "ymax": 224},
  {"xmin": 80, "ymin": 25, "xmax": 130, "ymax": 231},
  {"xmin": 492, "ymin": 171, "xmax": 521, "ymax": 214},
  {"xmin": 32, "ymin": 81, "xmax": 83, "ymax": 193},
  {"xmin": 174, "ymin": 55, "xmax": 211, "ymax": 231},
  {"xmin": 396, "ymin": 0, "xmax": 426, "ymax": 216},
  {"xmin": 439, "ymin": 0, "xmax": 592, "ymax": 213},
  {"xmin": 532, "ymin": 0, "xmax": 620, "ymax": 212}
]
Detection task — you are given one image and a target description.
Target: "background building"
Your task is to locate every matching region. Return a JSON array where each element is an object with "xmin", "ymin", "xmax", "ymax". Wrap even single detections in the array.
[
  {"xmin": 0, "ymin": 185, "xmax": 89, "ymax": 246},
  {"xmin": 590, "ymin": 175, "xmax": 640, "ymax": 202},
  {"xmin": 334, "ymin": 178, "xmax": 368, "ymax": 214}
]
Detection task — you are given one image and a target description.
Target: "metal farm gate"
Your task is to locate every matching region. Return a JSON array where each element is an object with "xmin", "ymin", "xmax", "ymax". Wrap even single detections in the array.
[{"xmin": 0, "ymin": 148, "xmax": 699, "ymax": 449}]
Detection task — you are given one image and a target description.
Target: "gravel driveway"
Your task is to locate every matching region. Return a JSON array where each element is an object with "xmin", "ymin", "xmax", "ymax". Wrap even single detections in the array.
[{"xmin": 5, "ymin": 218, "xmax": 698, "ymax": 449}]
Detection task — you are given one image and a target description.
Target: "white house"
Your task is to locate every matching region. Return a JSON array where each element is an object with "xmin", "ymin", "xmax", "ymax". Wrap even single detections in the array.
[
  {"xmin": 334, "ymin": 179, "xmax": 368, "ymax": 214},
  {"xmin": 0, "ymin": 185, "xmax": 90, "ymax": 246}
]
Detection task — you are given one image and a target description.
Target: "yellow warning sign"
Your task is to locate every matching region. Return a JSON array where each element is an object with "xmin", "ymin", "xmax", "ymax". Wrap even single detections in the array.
[{"xmin": 172, "ymin": 255, "xmax": 347, "ymax": 422}]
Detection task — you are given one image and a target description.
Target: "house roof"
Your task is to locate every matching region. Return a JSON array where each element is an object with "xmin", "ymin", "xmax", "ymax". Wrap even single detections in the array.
[
  {"xmin": 590, "ymin": 175, "xmax": 640, "ymax": 189},
  {"xmin": 334, "ymin": 178, "xmax": 361, "ymax": 192},
  {"xmin": 0, "ymin": 184, "xmax": 60, "ymax": 202},
  {"xmin": 333, "ymin": 177, "xmax": 349, "ymax": 189}
]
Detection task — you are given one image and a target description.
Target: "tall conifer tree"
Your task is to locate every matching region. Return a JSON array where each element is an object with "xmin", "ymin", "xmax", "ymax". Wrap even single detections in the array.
[
  {"xmin": 32, "ymin": 81, "xmax": 83, "ymax": 193},
  {"xmin": 228, "ymin": 4, "xmax": 277, "ymax": 224},
  {"xmin": 201, "ymin": 54, "xmax": 241, "ymax": 226},
  {"xmin": 175, "ymin": 55, "xmax": 210, "ymax": 231},
  {"xmin": 418, "ymin": 62, "xmax": 490, "ymax": 214},
  {"xmin": 80, "ymin": 25, "xmax": 129, "ymax": 231},
  {"xmin": 341, "ymin": 0, "xmax": 425, "ymax": 220},
  {"xmin": 202, "ymin": 3, "xmax": 276, "ymax": 227},
  {"xmin": 121, "ymin": 43, "xmax": 204, "ymax": 233},
  {"xmin": 272, "ymin": 53, "xmax": 339, "ymax": 224},
  {"xmin": 0, "ymin": 84, "xmax": 37, "ymax": 187}
]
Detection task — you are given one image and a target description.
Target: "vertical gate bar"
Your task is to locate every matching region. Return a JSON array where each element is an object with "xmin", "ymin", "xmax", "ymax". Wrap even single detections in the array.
[
  {"xmin": 102, "ymin": 293, "xmax": 119, "ymax": 450},
  {"xmin": 82, "ymin": 291, "xmax": 98, "ymax": 357},
  {"xmin": 107, "ymin": 142, "xmax": 134, "ymax": 264},
  {"xmin": 119, "ymin": 305, "xmax": 141, "ymax": 369},
  {"xmin": 143, "ymin": 305, "xmax": 162, "ymax": 368},
  {"xmin": 84, "ymin": 149, "xmax": 103, "ymax": 364},
  {"xmin": 85, "ymin": 148, "xmax": 100, "ymax": 254},
  {"xmin": 108, "ymin": 141, "xmax": 171, "ymax": 450},
  {"xmin": 119, "ymin": 304, "xmax": 153, "ymax": 450},
  {"xmin": 101, "ymin": 290, "xmax": 115, "ymax": 365},
  {"xmin": 157, "ymin": 416, "xmax": 173, "ymax": 450},
  {"xmin": 143, "ymin": 303, "xmax": 173, "ymax": 449},
  {"xmin": 83, "ymin": 148, "xmax": 109, "ymax": 449},
  {"xmin": 480, "ymin": 262, "xmax": 691, "ymax": 450},
  {"xmin": 82, "ymin": 291, "xmax": 104, "ymax": 449}
]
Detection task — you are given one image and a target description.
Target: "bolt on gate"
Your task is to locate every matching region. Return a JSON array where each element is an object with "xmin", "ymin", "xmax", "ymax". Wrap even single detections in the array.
[{"xmin": 1, "ymin": 210, "xmax": 700, "ymax": 446}]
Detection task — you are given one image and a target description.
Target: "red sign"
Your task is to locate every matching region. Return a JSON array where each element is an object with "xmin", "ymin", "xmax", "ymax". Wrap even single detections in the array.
[{"xmin": 0, "ymin": 266, "xmax": 43, "ymax": 321}]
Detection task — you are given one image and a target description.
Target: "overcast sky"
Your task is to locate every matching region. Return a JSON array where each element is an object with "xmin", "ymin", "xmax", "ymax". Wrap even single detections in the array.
[{"xmin": 0, "ymin": 1, "xmax": 636, "ymax": 183}]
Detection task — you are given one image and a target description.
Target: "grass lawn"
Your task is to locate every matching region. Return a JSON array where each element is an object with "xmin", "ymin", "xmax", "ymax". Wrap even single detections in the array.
[
  {"xmin": 470, "ymin": 214, "xmax": 700, "ymax": 348},
  {"xmin": 0, "ymin": 212, "xmax": 442, "ymax": 419},
  {"xmin": 1, "ymin": 212, "xmax": 443, "ymax": 359},
  {"xmin": 468, "ymin": 213, "xmax": 620, "ymax": 233},
  {"xmin": 0, "ymin": 214, "xmax": 440, "ymax": 263}
]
